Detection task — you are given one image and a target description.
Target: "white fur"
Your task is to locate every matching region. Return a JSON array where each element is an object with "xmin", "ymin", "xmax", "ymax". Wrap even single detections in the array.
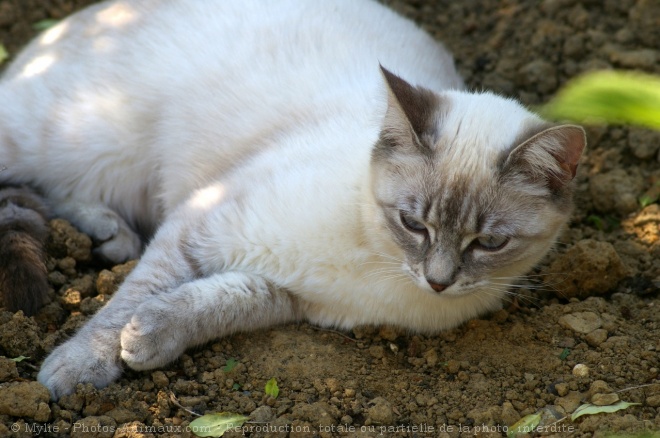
[{"xmin": 0, "ymin": 0, "xmax": 573, "ymax": 399}]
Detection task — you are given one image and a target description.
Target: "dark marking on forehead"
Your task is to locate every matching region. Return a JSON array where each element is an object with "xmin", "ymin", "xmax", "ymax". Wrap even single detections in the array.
[{"xmin": 434, "ymin": 176, "xmax": 477, "ymax": 231}]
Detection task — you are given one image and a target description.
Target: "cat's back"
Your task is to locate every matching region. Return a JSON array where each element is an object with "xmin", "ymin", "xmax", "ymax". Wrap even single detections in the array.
[{"xmin": 0, "ymin": 0, "xmax": 462, "ymax": 217}]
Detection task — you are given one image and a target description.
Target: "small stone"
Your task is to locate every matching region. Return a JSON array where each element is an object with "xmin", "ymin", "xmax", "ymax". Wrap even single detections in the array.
[
  {"xmin": 544, "ymin": 240, "xmax": 628, "ymax": 299},
  {"xmin": 589, "ymin": 169, "xmax": 644, "ymax": 214},
  {"xmin": 559, "ymin": 312, "xmax": 602, "ymax": 334},
  {"xmin": 423, "ymin": 348, "xmax": 439, "ymax": 366},
  {"xmin": 628, "ymin": 128, "xmax": 660, "ymax": 160},
  {"xmin": 151, "ymin": 371, "xmax": 170, "ymax": 388},
  {"xmin": 250, "ymin": 405, "xmax": 274, "ymax": 423},
  {"xmin": 591, "ymin": 392, "xmax": 620, "ymax": 406},
  {"xmin": 95, "ymin": 270, "xmax": 118, "ymax": 296},
  {"xmin": 0, "ymin": 357, "xmax": 19, "ymax": 382},
  {"xmin": 366, "ymin": 397, "xmax": 394, "ymax": 425},
  {"xmin": 555, "ymin": 382, "xmax": 569, "ymax": 397},
  {"xmin": 369, "ymin": 345, "xmax": 384, "ymax": 359},
  {"xmin": 500, "ymin": 402, "xmax": 519, "ymax": 426},
  {"xmin": 572, "ymin": 364, "xmax": 590, "ymax": 377},
  {"xmin": 609, "ymin": 49, "xmax": 658, "ymax": 69},
  {"xmin": 556, "ymin": 391, "xmax": 583, "ymax": 413},
  {"xmin": 61, "ymin": 288, "xmax": 82, "ymax": 310},
  {"xmin": 585, "ymin": 328, "xmax": 608, "ymax": 347},
  {"xmin": 290, "ymin": 402, "xmax": 338, "ymax": 428},
  {"xmin": 0, "ymin": 381, "xmax": 50, "ymax": 419},
  {"xmin": 445, "ymin": 359, "xmax": 461, "ymax": 374},
  {"xmin": 378, "ymin": 326, "xmax": 399, "ymax": 341},
  {"xmin": 588, "ymin": 380, "xmax": 613, "ymax": 397}
]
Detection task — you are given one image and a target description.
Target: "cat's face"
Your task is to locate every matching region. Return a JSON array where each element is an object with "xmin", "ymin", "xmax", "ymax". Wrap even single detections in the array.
[{"xmin": 370, "ymin": 68, "xmax": 585, "ymax": 297}]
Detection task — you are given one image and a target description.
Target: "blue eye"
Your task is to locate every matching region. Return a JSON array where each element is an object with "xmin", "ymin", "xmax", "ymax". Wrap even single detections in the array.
[
  {"xmin": 400, "ymin": 211, "xmax": 427, "ymax": 233},
  {"xmin": 476, "ymin": 235, "xmax": 509, "ymax": 251}
]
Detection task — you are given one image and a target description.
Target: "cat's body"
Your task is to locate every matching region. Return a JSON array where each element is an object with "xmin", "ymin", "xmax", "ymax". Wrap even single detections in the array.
[{"xmin": 0, "ymin": 0, "xmax": 584, "ymax": 399}]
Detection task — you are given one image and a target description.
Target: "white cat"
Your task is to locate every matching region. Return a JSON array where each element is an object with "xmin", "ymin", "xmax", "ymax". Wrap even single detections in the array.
[{"xmin": 0, "ymin": 0, "xmax": 585, "ymax": 400}]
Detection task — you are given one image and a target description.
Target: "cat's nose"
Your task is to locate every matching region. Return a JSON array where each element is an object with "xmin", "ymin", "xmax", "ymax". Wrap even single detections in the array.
[{"xmin": 428, "ymin": 281, "xmax": 449, "ymax": 293}]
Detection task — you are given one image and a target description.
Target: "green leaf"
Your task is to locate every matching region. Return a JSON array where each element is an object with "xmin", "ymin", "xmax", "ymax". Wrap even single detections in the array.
[
  {"xmin": 222, "ymin": 358, "xmax": 237, "ymax": 372},
  {"xmin": 541, "ymin": 71, "xmax": 660, "ymax": 130},
  {"xmin": 586, "ymin": 215, "xmax": 604, "ymax": 231},
  {"xmin": 0, "ymin": 43, "xmax": 8, "ymax": 65},
  {"xmin": 231, "ymin": 383, "xmax": 241, "ymax": 391},
  {"xmin": 32, "ymin": 19, "xmax": 60, "ymax": 31},
  {"xmin": 189, "ymin": 412, "xmax": 248, "ymax": 437},
  {"xmin": 265, "ymin": 377, "xmax": 279, "ymax": 398},
  {"xmin": 507, "ymin": 413, "xmax": 541, "ymax": 437},
  {"xmin": 10, "ymin": 356, "xmax": 30, "ymax": 362},
  {"xmin": 639, "ymin": 195, "xmax": 656, "ymax": 208},
  {"xmin": 571, "ymin": 401, "xmax": 641, "ymax": 421},
  {"xmin": 559, "ymin": 348, "xmax": 570, "ymax": 360}
]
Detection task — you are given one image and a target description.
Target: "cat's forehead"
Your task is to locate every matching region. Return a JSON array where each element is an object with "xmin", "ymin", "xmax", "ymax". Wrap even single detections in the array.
[{"xmin": 432, "ymin": 91, "xmax": 544, "ymax": 158}]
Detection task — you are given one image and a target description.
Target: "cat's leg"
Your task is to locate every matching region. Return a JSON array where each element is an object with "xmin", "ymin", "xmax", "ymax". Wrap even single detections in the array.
[
  {"xmin": 120, "ymin": 272, "xmax": 300, "ymax": 370},
  {"xmin": 37, "ymin": 224, "xmax": 191, "ymax": 399},
  {"xmin": 52, "ymin": 200, "xmax": 142, "ymax": 263}
]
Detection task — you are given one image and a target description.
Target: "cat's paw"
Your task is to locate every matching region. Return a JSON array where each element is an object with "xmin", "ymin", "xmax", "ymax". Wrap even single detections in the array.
[
  {"xmin": 54, "ymin": 202, "xmax": 142, "ymax": 263},
  {"xmin": 37, "ymin": 337, "xmax": 122, "ymax": 400},
  {"xmin": 92, "ymin": 220, "xmax": 142, "ymax": 263},
  {"xmin": 120, "ymin": 302, "xmax": 186, "ymax": 371}
]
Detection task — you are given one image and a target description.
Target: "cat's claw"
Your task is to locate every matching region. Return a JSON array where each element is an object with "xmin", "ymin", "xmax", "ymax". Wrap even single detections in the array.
[
  {"xmin": 37, "ymin": 337, "xmax": 122, "ymax": 400},
  {"xmin": 120, "ymin": 303, "xmax": 186, "ymax": 371}
]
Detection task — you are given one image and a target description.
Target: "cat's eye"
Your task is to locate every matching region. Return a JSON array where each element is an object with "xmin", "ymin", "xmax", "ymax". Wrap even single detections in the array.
[
  {"xmin": 400, "ymin": 211, "xmax": 427, "ymax": 234},
  {"xmin": 475, "ymin": 234, "xmax": 509, "ymax": 251}
]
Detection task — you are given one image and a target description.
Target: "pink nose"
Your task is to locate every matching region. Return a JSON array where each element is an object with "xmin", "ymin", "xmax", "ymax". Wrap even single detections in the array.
[{"xmin": 428, "ymin": 282, "xmax": 448, "ymax": 293}]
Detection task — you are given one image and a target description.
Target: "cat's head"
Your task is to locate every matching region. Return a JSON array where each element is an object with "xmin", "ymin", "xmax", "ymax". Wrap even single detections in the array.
[{"xmin": 369, "ymin": 67, "xmax": 585, "ymax": 297}]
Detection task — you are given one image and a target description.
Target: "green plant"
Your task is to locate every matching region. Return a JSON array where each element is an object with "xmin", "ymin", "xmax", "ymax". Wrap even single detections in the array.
[{"xmin": 542, "ymin": 70, "xmax": 660, "ymax": 129}]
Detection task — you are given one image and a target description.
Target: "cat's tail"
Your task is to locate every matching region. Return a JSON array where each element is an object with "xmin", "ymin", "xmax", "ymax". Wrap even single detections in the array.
[{"xmin": 0, "ymin": 186, "xmax": 50, "ymax": 316}]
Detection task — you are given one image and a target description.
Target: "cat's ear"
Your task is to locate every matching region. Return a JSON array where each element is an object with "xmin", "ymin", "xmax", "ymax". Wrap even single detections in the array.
[
  {"xmin": 378, "ymin": 65, "xmax": 439, "ymax": 155},
  {"xmin": 503, "ymin": 125, "xmax": 586, "ymax": 192}
]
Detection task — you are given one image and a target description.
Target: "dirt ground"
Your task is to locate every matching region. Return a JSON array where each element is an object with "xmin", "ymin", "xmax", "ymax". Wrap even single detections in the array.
[{"xmin": 1, "ymin": 0, "xmax": 659, "ymax": 437}]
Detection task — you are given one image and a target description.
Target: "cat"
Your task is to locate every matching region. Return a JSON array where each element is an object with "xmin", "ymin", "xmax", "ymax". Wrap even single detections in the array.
[
  {"xmin": 0, "ymin": 0, "xmax": 585, "ymax": 400},
  {"xmin": 0, "ymin": 184, "xmax": 50, "ymax": 316}
]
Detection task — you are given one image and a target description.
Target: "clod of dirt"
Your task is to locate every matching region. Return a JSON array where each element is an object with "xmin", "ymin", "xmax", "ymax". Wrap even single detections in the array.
[
  {"xmin": 623, "ymin": 204, "xmax": 660, "ymax": 245},
  {"xmin": 589, "ymin": 169, "xmax": 645, "ymax": 215},
  {"xmin": 627, "ymin": 128, "xmax": 660, "ymax": 160},
  {"xmin": 543, "ymin": 239, "xmax": 629, "ymax": 298},
  {"xmin": 47, "ymin": 219, "xmax": 92, "ymax": 262},
  {"xmin": 0, "ymin": 381, "xmax": 50, "ymax": 421},
  {"xmin": 0, "ymin": 357, "xmax": 18, "ymax": 381},
  {"xmin": 365, "ymin": 397, "xmax": 395, "ymax": 425},
  {"xmin": 0, "ymin": 311, "xmax": 43, "ymax": 358},
  {"xmin": 558, "ymin": 311, "xmax": 602, "ymax": 334}
]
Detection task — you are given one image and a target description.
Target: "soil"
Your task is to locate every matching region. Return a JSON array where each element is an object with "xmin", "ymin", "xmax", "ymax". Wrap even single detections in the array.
[{"xmin": 1, "ymin": 0, "xmax": 659, "ymax": 437}]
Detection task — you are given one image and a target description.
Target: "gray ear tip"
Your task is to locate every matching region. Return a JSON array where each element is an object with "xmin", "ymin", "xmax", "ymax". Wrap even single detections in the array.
[{"xmin": 379, "ymin": 65, "xmax": 395, "ymax": 81}]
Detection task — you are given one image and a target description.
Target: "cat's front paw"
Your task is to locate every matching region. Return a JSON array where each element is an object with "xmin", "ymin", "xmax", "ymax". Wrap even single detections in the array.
[
  {"xmin": 54, "ymin": 202, "xmax": 142, "ymax": 263},
  {"xmin": 93, "ymin": 220, "xmax": 142, "ymax": 264},
  {"xmin": 120, "ymin": 303, "xmax": 186, "ymax": 371},
  {"xmin": 37, "ymin": 337, "xmax": 122, "ymax": 400}
]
